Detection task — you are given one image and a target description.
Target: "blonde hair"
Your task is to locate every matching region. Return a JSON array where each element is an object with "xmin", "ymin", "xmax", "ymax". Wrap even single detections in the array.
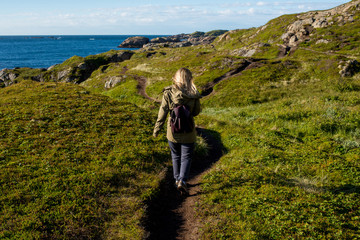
[{"xmin": 173, "ymin": 68, "xmax": 198, "ymax": 96}]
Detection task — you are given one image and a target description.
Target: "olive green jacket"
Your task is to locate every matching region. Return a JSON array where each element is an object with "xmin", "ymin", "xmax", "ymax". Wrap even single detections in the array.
[{"xmin": 153, "ymin": 85, "xmax": 201, "ymax": 143}]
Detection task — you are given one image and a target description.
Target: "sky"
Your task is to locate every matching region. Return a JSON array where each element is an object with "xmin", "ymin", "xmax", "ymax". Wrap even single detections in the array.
[{"xmin": 0, "ymin": 0, "xmax": 350, "ymax": 35}]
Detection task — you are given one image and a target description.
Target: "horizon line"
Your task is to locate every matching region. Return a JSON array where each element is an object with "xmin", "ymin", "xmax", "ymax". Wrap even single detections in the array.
[{"xmin": 0, "ymin": 34, "xmax": 175, "ymax": 36}]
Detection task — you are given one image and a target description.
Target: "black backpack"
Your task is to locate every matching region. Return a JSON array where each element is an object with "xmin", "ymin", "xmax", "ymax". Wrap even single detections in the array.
[{"xmin": 170, "ymin": 104, "xmax": 194, "ymax": 133}]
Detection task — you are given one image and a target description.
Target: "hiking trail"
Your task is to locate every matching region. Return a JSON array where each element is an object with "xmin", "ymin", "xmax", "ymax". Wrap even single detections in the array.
[
  {"xmin": 134, "ymin": 74, "xmax": 161, "ymax": 103},
  {"xmin": 143, "ymin": 128, "xmax": 224, "ymax": 240},
  {"xmin": 200, "ymin": 59, "xmax": 263, "ymax": 97}
]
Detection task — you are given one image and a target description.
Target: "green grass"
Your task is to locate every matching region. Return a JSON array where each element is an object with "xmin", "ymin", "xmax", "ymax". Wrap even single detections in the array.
[
  {"xmin": 0, "ymin": 81, "xmax": 169, "ymax": 239},
  {"xmin": 196, "ymin": 79, "xmax": 360, "ymax": 239},
  {"xmin": 304, "ymin": 19, "xmax": 360, "ymax": 57},
  {"xmin": 103, "ymin": 76, "xmax": 152, "ymax": 107}
]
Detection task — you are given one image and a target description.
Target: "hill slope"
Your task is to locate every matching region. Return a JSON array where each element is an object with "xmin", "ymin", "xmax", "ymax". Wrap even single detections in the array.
[
  {"xmin": 1, "ymin": 0, "xmax": 360, "ymax": 239},
  {"xmin": 0, "ymin": 81, "xmax": 169, "ymax": 239}
]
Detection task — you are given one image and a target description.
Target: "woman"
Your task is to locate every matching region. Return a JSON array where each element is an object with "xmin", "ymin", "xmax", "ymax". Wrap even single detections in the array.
[{"xmin": 153, "ymin": 68, "xmax": 201, "ymax": 193}]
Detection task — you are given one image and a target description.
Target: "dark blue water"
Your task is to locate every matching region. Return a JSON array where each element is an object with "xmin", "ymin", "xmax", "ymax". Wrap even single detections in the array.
[{"xmin": 0, "ymin": 35, "xmax": 165, "ymax": 69}]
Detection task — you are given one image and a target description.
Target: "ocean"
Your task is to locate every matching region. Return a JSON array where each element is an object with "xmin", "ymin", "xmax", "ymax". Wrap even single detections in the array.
[{"xmin": 0, "ymin": 35, "xmax": 165, "ymax": 69}]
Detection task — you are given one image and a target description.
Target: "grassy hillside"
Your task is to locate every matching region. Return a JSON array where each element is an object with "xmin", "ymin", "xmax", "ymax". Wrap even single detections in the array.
[
  {"xmin": 1, "ymin": 0, "xmax": 360, "ymax": 239},
  {"xmin": 197, "ymin": 84, "xmax": 360, "ymax": 238},
  {"xmin": 0, "ymin": 81, "xmax": 169, "ymax": 239},
  {"xmin": 193, "ymin": 2, "xmax": 360, "ymax": 237}
]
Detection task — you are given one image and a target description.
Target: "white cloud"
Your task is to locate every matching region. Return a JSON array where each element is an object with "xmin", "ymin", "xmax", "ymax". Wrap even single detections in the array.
[
  {"xmin": 256, "ymin": 2, "xmax": 266, "ymax": 6},
  {"xmin": 248, "ymin": 8, "xmax": 255, "ymax": 14},
  {"xmin": 218, "ymin": 9, "xmax": 235, "ymax": 15}
]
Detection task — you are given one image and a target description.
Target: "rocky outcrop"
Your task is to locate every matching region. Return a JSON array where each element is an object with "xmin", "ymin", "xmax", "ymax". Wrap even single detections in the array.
[
  {"xmin": 150, "ymin": 36, "xmax": 180, "ymax": 44},
  {"xmin": 0, "ymin": 69, "xmax": 19, "ymax": 87},
  {"xmin": 189, "ymin": 36, "xmax": 217, "ymax": 45},
  {"xmin": 231, "ymin": 43, "xmax": 270, "ymax": 57},
  {"xmin": 107, "ymin": 51, "xmax": 134, "ymax": 62},
  {"xmin": 338, "ymin": 60, "xmax": 360, "ymax": 77},
  {"xmin": 0, "ymin": 51, "xmax": 135, "ymax": 88},
  {"xmin": 46, "ymin": 51, "xmax": 134, "ymax": 84},
  {"xmin": 281, "ymin": 0, "xmax": 360, "ymax": 47},
  {"xmin": 143, "ymin": 41, "xmax": 192, "ymax": 50},
  {"xmin": 104, "ymin": 76, "xmax": 126, "ymax": 89},
  {"xmin": 142, "ymin": 30, "xmax": 228, "ymax": 50},
  {"xmin": 118, "ymin": 37, "xmax": 150, "ymax": 48}
]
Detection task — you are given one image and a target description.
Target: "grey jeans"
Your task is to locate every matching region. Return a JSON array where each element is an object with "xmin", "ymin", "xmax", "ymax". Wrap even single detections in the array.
[{"xmin": 168, "ymin": 141, "xmax": 194, "ymax": 182}]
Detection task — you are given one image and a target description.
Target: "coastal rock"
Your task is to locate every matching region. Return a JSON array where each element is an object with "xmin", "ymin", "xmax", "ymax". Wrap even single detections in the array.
[
  {"xmin": 231, "ymin": 48, "xmax": 256, "ymax": 57},
  {"xmin": 42, "ymin": 50, "xmax": 134, "ymax": 84},
  {"xmin": 31, "ymin": 74, "xmax": 44, "ymax": 82},
  {"xmin": 280, "ymin": 0, "xmax": 360, "ymax": 47},
  {"xmin": 107, "ymin": 51, "xmax": 134, "ymax": 62},
  {"xmin": 142, "ymin": 30, "xmax": 228, "ymax": 50},
  {"xmin": 171, "ymin": 42, "xmax": 192, "ymax": 48},
  {"xmin": 150, "ymin": 37, "xmax": 180, "ymax": 43},
  {"xmin": 57, "ymin": 68, "xmax": 75, "ymax": 82},
  {"xmin": 0, "ymin": 69, "xmax": 19, "ymax": 87},
  {"xmin": 312, "ymin": 17, "xmax": 330, "ymax": 28},
  {"xmin": 338, "ymin": 60, "xmax": 360, "ymax": 77},
  {"xmin": 118, "ymin": 36, "xmax": 149, "ymax": 48},
  {"xmin": 189, "ymin": 36, "xmax": 216, "ymax": 45},
  {"xmin": 143, "ymin": 41, "xmax": 192, "ymax": 50},
  {"xmin": 78, "ymin": 62, "xmax": 88, "ymax": 70},
  {"xmin": 217, "ymin": 31, "xmax": 234, "ymax": 42},
  {"xmin": 316, "ymin": 39, "xmax": 329, "ymax": 44},
  {"xmin": 278, "ymin": 44, "xmax": 291, "ymax": 57},
  {"xmin": 231, "ymin": 42, "xmax": 270, "ymax": 57},
  {"xmin": 104, "ymin": 76, "xmax": 125, "ymax": 89},
  {"xmin": 47, "ymin": 65, "xmax": 57, "ymax": 71}
]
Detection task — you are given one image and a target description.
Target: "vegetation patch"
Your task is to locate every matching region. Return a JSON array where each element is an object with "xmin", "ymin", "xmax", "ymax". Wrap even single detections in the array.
[
  {"xmin": 196, "ymin": 83, "xmax": 360, "ymax": 239},
  {"xmin": 0, "ymin": 81, "xmax": 169, "ymax": 239}
]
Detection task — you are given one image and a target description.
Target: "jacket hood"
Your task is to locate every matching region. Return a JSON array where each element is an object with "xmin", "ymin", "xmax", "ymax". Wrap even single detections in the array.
[{"xmin": 167, "ymin": 85, "xmax": 201, "ymax": 105}]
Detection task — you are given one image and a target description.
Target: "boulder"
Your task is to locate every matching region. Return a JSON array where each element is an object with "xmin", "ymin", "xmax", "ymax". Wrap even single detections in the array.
[
  {"xmin": 316, "ymin": 39, "xmax": 329, "ymax": 44},
  {"xmin": 57, "ymin": 68, "xmax": 74, "ymax": 82},
  {"xmin": 78, "ymin": 62, "xmax": 88, "ymax": 70},
  {"xmin": 107, "ymin": 51, "xmax": 134, "ymax": 62},
  {"xmin": 118, "ymin": 36, "xmax": 149, "ymax": 48},
  {"xmin": 188, "ymin": 36, "xmax": 216, "ymax": 45},
  {"xmin": 338, "ymin": 60, "xmax": 360, "ymax": 77},
  {"xmin": 174, "ymin": 41, "xmax": 192, "ymax": 48},
  {"xmin": 104, "ymin": 76, "xmax": 125, "ymax": 89},
  {"xmin": 312, "ymin": 17, "xmax": 329, "ymax": 28},
  {"xmin": 0, "ymin": 69, "xmax": 19, "ymax": 87},
  {"xmin": 231, "ymin": 48, "xmax": 256, "ymax": 57},
  {"xmin": 217, "ymin": 32, "xmax": 231, "ymax": 42},
  {"xmin": 289, "ymin": 35, "xmax": 298, "ymax": 46},
  {"xmin": 150, "ymin": 37, "xmax": 180, "ymax": 43}
]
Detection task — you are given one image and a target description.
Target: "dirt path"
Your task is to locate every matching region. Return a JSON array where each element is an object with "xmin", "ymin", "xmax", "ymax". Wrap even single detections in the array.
[
  {"xmin": 134, "ymin": 75, "xmax": 161, "ymax": 103},
  {"xmin": 200, "ymin": 59, "xmax": 263, "ymax": 97},
  {"xmin": 143, "ymin": 128, "xmax": 224, "ymax": 240}
]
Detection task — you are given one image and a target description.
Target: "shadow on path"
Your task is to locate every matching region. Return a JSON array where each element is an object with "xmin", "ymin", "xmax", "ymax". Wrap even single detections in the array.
[{"xmin": 143, "ymin": 128, "xmax": 225, "ymax": 240}]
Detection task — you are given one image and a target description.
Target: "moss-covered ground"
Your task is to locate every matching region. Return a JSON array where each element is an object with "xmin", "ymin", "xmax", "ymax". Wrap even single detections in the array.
[{"xmin": 0, "ymin": 81, "xmax": 170, "ymax": 239}]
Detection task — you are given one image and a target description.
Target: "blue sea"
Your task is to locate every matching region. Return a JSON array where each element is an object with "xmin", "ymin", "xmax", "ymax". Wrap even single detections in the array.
[{"xmin": 0, "ymin": 35, "xmax": 165, "ymax": 69}]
